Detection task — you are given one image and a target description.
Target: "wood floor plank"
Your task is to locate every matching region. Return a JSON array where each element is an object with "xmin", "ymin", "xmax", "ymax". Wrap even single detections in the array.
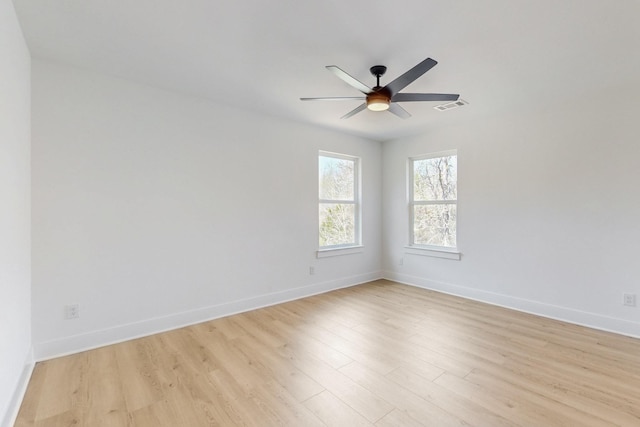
[
  {"xmin": 339, "ymin": 361, "xmax": 470, "ymax": 426},
  {"xmin": 498, "ymin": 355, "xmax": 640, "ymax": 422},
  {"xmin": 270, "ymin": 319, "xmax": 354, "ymax": 369},
  {"xmin": 207, "ymin": 367, "xmax": 275, "ymax": 427},
  {"xmin": 30, "ymin": 353, "xmax": 87, "ymax": 422},
  {"xmin": 434, "ymin": 371, "xmax": 571, "ymax": 427},
  {"xmin": 374, "ymin": 408, "xmax": 427, "ymax": 427},
  {"xmin": 246, "ymin": 380, "xmax": 325, "ymax": 427},
  {"xmin": 15, "ymin": 280, "xmax": 640, "ymax": 427},
  {"xmin": 78, "ymin": 346, "xmax": 129, "ymax": 426},
  {"xmin": 463, "ymin": 368, "xmax": 621, "ymax": 427},
  {"xmin": 275, "ymin": 341, "xmax": 394, "ymax": 422},
  {"xmin": 31, "ymin": 410, "xmax": 84, "ymax": 427},
  {"xmin": 378, "ymin": 363, "xmax": 517, "ymax": 427},
  {"xmin": 113, "ymin": 338, "xmax": 165, "ymax": 413},
  {"xmin": 303, "ymin": 390, "xmax": 374, "ymax": 426},
  {"xmin": 231, "ymin": 334, "xmax": 325, "ymax": 402}
]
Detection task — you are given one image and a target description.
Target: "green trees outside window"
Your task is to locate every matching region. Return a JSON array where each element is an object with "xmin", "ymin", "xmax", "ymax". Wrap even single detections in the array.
[{"xmin": 319, "ymin": 153, "xmax": 360, "ymax": 248}]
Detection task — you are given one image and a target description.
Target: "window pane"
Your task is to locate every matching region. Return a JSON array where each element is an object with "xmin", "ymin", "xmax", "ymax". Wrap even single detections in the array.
[
  {"xmin": 413, "ymin": 155, "xmax": 457, "ymax": 201},
  {"xmin": 413, "ymin": 204, "xmax": 457, "ymax": 247},
  {"xmin": 319, "ymin": 203, "xmax": 355, "ymax": 246},
  {"xmin": 319, "ymin": 156, "xmax": 354, "ymax": 201}
]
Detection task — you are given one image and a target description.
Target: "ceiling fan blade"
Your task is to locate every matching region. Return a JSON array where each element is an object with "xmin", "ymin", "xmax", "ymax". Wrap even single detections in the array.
[
  {"xmin": 392, "ymin": 93, "xmax": 459, "ymax": 102},
  {"xmin": 300, "ymin": 96, "xmax": 366, "ymax": 101},
  {"xmin": 388, "ymin": 103, "xmax": 411, "ymax": 119},
  {"xmin": 326, "ymin": 66, "xmax": 373, "ymax": 94},
  {"xmin": 340, "ymin": 103, "xmax": 367, "ymax": 119},
  {"xmin": 384, "ymin": 58, "xmax": 438, "ymax": 96}
]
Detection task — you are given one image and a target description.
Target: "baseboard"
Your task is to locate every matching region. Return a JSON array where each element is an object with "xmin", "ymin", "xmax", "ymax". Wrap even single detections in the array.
[
  {"xmin": 383, "ymin": 270, "xmax": 640, "ymax": 339},
  {"xmin": 2, "ymin": 348, "xmax": 34, "ymax": 427},
  {"xmin": 34, "ymin": 271, "xmax": 383, "ymax": 361}
]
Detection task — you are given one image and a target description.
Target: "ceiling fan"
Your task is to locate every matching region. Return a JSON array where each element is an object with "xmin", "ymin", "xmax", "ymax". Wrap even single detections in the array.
[{"xmin": 300, "ymin": 57, "xmax": 459, "ymax": 119}]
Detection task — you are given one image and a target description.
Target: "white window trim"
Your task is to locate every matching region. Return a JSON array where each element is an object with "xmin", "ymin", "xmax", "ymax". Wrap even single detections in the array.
[
  {"xmin": 317, "ymin": 245, "xmax": 364, "ymax": 258},
  {"xmin": 404, "ymin": 246, "xmax": 461, "ymax": 260},
  {"xmin": 318, "ymin": 151, "xmax": 362, "ymax": 253},
  {"xmin": 408, "ymin": 150, "xmax": 459, "ymax": 258}
]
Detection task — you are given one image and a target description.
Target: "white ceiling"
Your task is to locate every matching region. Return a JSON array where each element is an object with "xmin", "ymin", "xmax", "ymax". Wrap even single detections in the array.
[{"xmin": 13, "ymin": 0, "xmax": 640, "ymax": 141}]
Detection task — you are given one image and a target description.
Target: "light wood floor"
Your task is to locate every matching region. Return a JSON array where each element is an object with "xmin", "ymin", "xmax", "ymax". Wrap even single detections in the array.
[{"xmin": 15, "ymin": 280, "xmax": 640, "ymax": 426}]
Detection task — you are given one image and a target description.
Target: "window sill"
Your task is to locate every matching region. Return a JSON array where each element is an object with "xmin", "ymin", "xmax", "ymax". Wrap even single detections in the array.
[
  {"xmin": 317, "ymin": 246, "xmax": 364, "ymax": 258},
  {"xmin": 404, "ymin": 246, "xmax": 461, "ymax": 260}
]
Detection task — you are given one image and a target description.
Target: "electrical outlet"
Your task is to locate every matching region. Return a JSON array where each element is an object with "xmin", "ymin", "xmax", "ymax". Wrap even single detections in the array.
[
  {"xmin": 309, "ymin": 266, "xmax": 315, "ymax": 275},
  {"xmin": 623, "ymin": 294, "xmax": 637, "ymax": 307},
  {"xmin": 65, "ymin": 304, "xmax": 80, "ymax": 319}
]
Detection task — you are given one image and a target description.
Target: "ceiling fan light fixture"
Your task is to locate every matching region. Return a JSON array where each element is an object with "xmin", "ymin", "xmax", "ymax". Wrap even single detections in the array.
[{"xmin": 366, "ymin": 93, "xmax": 390, "ymax": 111}]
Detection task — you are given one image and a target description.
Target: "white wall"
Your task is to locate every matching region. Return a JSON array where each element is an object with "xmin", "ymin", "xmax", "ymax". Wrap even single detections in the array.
[
  {"xmin": 383, "ymin": 87, "xmax": 640, "ymax": 337},
  {"xmin": 0, "ymin": 1, "xmax": 32, "ymax": 425},
  {"xmin": 31, "ymin": 59, "xmax": 382, "ymax": 359}
]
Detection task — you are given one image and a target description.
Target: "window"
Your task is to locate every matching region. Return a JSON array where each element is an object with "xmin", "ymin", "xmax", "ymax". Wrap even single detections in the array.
[
  {"xmin": 409, "ymin": 151, "xmax": 457, "ymax": 249},
  {"xmin": 319, "ymin": 152, "xmax": 360, "ymax": 249}
]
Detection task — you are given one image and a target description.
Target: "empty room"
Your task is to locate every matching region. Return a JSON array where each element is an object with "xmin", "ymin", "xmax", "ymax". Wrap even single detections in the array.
[{"xmin": 2, "ymin": 0, "xmax": 640, "ymax": 426}]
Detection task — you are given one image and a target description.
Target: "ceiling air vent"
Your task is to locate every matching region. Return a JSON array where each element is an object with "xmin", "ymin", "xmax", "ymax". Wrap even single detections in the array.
[{"xmin": 434, "ymin": 99, "xmax": 468, "ymax": 111}]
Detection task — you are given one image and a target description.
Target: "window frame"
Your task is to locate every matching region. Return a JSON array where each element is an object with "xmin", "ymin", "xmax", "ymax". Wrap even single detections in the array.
[
  {"xmin": 408, "ymin": 149, "xmax": 459, "ymax": 256},
  {"xmin": 318, "ymin": 151, "xmax": 362, "ymax": 253}
]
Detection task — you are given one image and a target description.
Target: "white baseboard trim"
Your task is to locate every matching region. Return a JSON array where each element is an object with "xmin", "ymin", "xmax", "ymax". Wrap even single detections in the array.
[
  {"xmin": 34, "ymin": 271, "xmax": 383, "ymax": 361},
  {"xmin": 383, "ymin": 271, "xmax": 640, "ymax": 339},
  {"xmin": 2, "ymin": 348, "xmax": 34, "ymax": 427}
]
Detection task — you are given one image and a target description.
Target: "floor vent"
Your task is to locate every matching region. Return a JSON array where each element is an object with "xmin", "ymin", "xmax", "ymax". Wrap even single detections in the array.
[{"xmin": 434, "ymin": 99, "xmax": 468, "ymax": 111}]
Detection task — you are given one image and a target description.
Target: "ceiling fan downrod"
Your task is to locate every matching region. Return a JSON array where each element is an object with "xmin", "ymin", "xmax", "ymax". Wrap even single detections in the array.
[{"xmin": 369, "ymin": 65, "xmax": 387, "ymax": 88}]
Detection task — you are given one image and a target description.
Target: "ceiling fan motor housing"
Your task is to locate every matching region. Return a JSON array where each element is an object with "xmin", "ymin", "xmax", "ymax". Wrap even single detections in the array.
[
  {"xmin": 367, "ymin": 66, "xmax": 390, "ymax": 111},
  {"xmin": 367, "ymin": 88, "xmax": 391, "ymax": 111}
]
